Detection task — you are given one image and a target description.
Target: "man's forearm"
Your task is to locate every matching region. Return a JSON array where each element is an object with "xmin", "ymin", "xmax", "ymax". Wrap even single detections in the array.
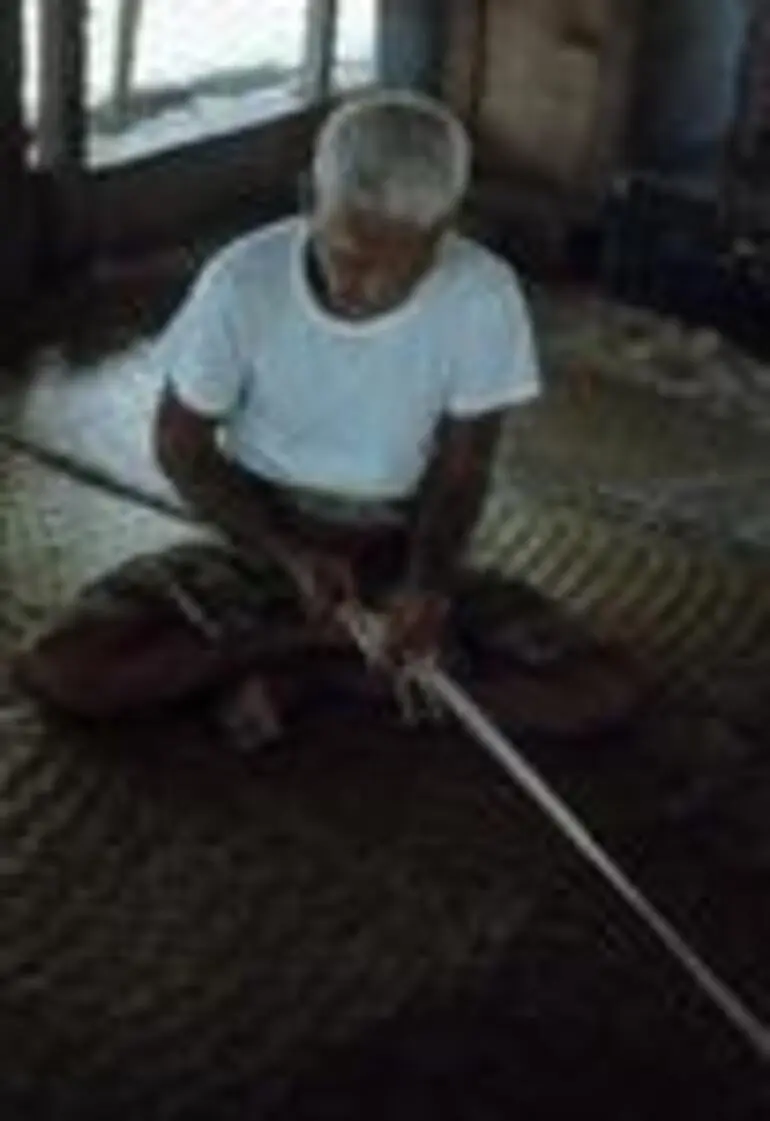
[
  {"xmin": 405, "ymin": 471, "xmax": 487, "ymax": 594},
  {"xmin": 405, "ymin": 414, "xmax": 501, "ymax": 596},
  {"xmin": 162, "ymin": 445, "xmax": 297, "ymax": 569}
]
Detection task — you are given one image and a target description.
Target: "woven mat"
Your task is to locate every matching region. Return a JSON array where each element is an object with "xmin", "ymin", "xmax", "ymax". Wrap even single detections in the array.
[
  {"xmin": 0, "ymin": 444, "xmax": 198, "ymax": 654},
  {"xmin": 0, "ymin": 445, "xmax": 768, "ymax": 1118},
  {"xmin": 0, "ymin": 341, "xmax": 178, "ymax": 508},
  {"xmin": 532, "ymin": 288, "xmax": 770, "ymax": 435}
]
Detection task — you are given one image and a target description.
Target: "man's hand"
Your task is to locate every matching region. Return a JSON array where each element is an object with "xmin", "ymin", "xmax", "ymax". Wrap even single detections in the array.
[
  {"xmin": 406, "ymin": 413, "xmax": 502, "ymax": 601},
  {"xmin": 287, "ymin": 543, "xmax": 358, "ymax": 630},
  {"xmin": 382, "ymin": 589, "xmax": 450, "ymax": 665}
]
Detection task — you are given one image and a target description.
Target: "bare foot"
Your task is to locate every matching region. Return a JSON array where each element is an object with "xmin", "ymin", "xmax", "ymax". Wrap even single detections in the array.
[{"xmin": 217, "ymin": 674, "xmax": 285, "ymax": 753}]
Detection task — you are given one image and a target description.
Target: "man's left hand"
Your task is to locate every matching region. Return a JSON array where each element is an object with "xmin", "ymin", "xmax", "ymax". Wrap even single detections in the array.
[{"xmin": 382, "ymin": 590, "xmax": 450, "ymax": 665}]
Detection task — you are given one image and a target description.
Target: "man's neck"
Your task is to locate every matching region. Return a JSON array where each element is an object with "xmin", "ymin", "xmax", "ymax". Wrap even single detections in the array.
[
  {"xmin": 304, "ymin": 237, "xmax": 425, "ymax": 321},
  {"xmin": 305, "ymin": 238, "xmax": 337, "ymax": 314},
  {"xmin": 305, "ymin": 238, "xmax": 376, "ymax": 320}
]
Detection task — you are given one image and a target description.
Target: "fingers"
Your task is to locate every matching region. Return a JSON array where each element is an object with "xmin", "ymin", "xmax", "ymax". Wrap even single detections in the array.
[
  {"xmin": 382, "ymin": 607, "xmax": 416, "ymax": 665},
  {"xmin": 326, "ymin": 555, "xmax": 357, "ymax": 606},
  {"xmin": 383, "ymin": 595, "xmax": 449, "ymax": 666},
  {"xmin": 303, "ymin": 552, "xmax": 358, "ymax": 627}
]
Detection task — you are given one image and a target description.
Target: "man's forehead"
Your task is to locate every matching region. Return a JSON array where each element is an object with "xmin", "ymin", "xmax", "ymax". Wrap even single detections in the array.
[{"xmin": 322, "ymin": 208, "xmax": 428, "ymax": 251}]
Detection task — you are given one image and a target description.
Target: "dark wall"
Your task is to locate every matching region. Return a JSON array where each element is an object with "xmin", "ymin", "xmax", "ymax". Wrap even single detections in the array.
[
  {"xmin": 378, "ymin": 0, "xmax": 444, "ymax": 93},
  {"xmin": 0, "ymin": 0, "xmax": 32, "ymax": 311},
  {"xmin": 84, "ymin": 108, "xmax": 325, "ymax": 257},
  {"xmin": 633, "ymin": 0, "xmax": 749, "ymax": 186}
]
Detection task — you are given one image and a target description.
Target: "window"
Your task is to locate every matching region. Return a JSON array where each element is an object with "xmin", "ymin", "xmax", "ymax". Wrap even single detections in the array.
[
  {"xmin": 22, "ymin": 0, "xmax": 40, "ymax": 144},
  {"xmin": 23, "ymin": 0, "xmax": 379, "ymax": 169},
  {"xmin": 336, "ymin": 0, "xmax": 379, "ymax": 91}
]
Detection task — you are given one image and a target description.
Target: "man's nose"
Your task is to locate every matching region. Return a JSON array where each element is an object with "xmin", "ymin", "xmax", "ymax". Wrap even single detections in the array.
[{"xmin": 337, "ymin": 268, "xmax": 366, "ymax": 300}]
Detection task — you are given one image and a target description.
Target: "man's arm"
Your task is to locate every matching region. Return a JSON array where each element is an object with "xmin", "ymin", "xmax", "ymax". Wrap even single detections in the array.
[
  {"xmin": 405, "ymin": 410, "xmax": 503, "ymax": 596},
  {"xmin": 155, "ymin": 388, "xmax": 302, "ymax": 570}
]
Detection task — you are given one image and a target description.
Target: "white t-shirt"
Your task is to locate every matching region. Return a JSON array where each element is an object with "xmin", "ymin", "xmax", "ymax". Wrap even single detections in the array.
[{"xmin": 160, "ymin": 217, "xmax": 540, "ymax": 501}]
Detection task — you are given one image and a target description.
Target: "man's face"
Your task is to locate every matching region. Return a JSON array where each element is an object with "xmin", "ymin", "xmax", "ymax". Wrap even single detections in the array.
[{"xmin": 312, "ymin": 208, "xmax": 441, "ymax": 319}]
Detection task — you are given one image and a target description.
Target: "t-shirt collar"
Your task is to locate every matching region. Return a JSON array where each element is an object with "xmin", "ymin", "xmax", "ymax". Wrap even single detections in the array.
[{"xmin": 292, "ymin": 218, "xmax": 441, "ymax": 336}]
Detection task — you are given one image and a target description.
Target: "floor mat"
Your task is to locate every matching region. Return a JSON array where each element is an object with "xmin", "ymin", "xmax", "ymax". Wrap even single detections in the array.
[
  {"xmin": 0, "ymin": 446, "xmax": 200, "ymax": 652},
  {"xmin": 0, "ymin": 669, "xmax": 764, "ymax": 1121},
  {"xmin": 1, "ymin": 342, "xmax": 177, "ymax": 507},
  {"xmin": 0, "ymin": 444, "xmax": 768, "ymax": 1118}
]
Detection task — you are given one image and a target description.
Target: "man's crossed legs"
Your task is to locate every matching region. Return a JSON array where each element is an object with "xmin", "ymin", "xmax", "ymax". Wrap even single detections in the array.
[{"xmin": 13, "ymin": 539, "xmax": 641, "ymax": 748}]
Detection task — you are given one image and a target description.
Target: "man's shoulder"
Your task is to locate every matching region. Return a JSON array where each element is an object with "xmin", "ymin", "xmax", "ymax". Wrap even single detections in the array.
[
  {"xmin": 439, "ymin": 234, "xmax": 526, "ymax": 303},
  {"xmin": 203, "ymin": 216, "xmax": 301, "ymax": 290}
]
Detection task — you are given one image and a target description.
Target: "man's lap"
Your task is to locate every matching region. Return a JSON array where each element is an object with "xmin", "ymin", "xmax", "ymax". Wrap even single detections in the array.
[
  {"xmin": 57, "ymin": 541, "xmax": 568, "ymax": 657},
  {"xmin": 26, "ymin": 540, "xmax": 644, "ymax": 741}
]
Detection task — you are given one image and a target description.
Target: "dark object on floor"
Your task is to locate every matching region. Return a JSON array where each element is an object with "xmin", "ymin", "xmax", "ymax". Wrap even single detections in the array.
[{"xmin": 600, "ymin": 173, "xmax": 770, "ymax": 357}]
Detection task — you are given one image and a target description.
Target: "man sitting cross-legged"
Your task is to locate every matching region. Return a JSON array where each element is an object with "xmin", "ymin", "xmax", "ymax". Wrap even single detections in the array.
[{"xmin": 16, "ymin": 91, "xmax": 632, "ymax": 747}]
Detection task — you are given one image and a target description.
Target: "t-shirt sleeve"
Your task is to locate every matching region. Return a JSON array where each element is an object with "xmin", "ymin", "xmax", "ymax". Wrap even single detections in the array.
[
  {"xmin": 446, "ymin": 260, "xmax": 541, "ymax": 419},
  {"xmin": 159, "ymin": 255, "xmax": 248, "ymax": 419}
]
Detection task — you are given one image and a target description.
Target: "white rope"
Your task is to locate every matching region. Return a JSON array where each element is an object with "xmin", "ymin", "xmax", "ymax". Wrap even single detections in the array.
[{"xmin": 407, "ymin": 659, "xmax": 770, "ymax": 1063}]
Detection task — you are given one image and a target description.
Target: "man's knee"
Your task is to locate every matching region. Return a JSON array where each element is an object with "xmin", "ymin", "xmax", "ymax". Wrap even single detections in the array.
[
  {"xmin": 12, "ymin": 602, "xmax": 159, "ymax": 720},
  {"xmin": 12, "ymin": 630, "xmax": 120, "ymax": 719},
  {"xmin": 14, "ymin": 605, "xmax": 236, "ymax": 720},
  {"xmin": 14, "ymin": 646, "xmax": 93, "ymax": 718}
]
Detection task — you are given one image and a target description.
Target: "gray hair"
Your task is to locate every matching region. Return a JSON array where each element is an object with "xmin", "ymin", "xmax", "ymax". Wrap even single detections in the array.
[{"xmin": 313, "ymin": 90, "xmax": 471, "ymax": 230}]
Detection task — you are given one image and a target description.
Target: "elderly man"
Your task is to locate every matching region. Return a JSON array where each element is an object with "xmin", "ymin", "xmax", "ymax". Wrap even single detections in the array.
[{"xmin": 17, "ymin": 90, "xmax": 544, "ymax": 744}]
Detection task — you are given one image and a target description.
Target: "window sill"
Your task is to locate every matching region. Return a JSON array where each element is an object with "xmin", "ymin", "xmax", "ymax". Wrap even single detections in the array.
[
  {"xmin": 86, "ymin": 65, "xmax": 375, "ymax": 171},
  {"xmin": 88, "ymin": 83, "xmax": 306, "ymax": 170}
]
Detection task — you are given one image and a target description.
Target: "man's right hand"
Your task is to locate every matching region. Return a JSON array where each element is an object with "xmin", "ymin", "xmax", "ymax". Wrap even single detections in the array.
[{"xmin": 280, "ymin": 540, "xmax": 358, "ymax": 627}]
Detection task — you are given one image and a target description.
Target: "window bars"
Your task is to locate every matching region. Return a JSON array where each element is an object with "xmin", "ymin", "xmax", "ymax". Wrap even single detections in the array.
[{"xmin": 28, "ymin": 0, "xmax": 364, "ymax": 170}]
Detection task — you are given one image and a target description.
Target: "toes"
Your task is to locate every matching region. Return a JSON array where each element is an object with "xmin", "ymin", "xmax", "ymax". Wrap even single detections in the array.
[{"xmin": 218, "ymin": 677, "xmax": 285, "ymax": 752}]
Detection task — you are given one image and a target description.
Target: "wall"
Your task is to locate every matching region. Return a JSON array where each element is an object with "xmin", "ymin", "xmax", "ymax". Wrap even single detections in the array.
[
  {"xmin": 0, "ymin": 0, "xmax": 32, "ymax": 315},
  {"xmin": 443, "ymin": 0, "xmax": 640, "ymax": 200},
  {"xmin": 378, "ymin": 0, "xmax": 444, "ymax": 92},
  {"xmin": 83, "ymin": 107, "xmax": 325, "ymax": 257},
  {"xmin": 633, "ymin": 0, "xmax": 748, "ymax": 185},
  {"xmin": 735, "ymin": 0, "xmax": 770, "ymax": 159}
]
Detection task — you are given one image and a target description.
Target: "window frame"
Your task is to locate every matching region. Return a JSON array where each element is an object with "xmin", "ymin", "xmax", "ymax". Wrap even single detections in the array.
[{"xmin": 32, "ymin": 0, "xmax": 353, "ymax": 173}]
